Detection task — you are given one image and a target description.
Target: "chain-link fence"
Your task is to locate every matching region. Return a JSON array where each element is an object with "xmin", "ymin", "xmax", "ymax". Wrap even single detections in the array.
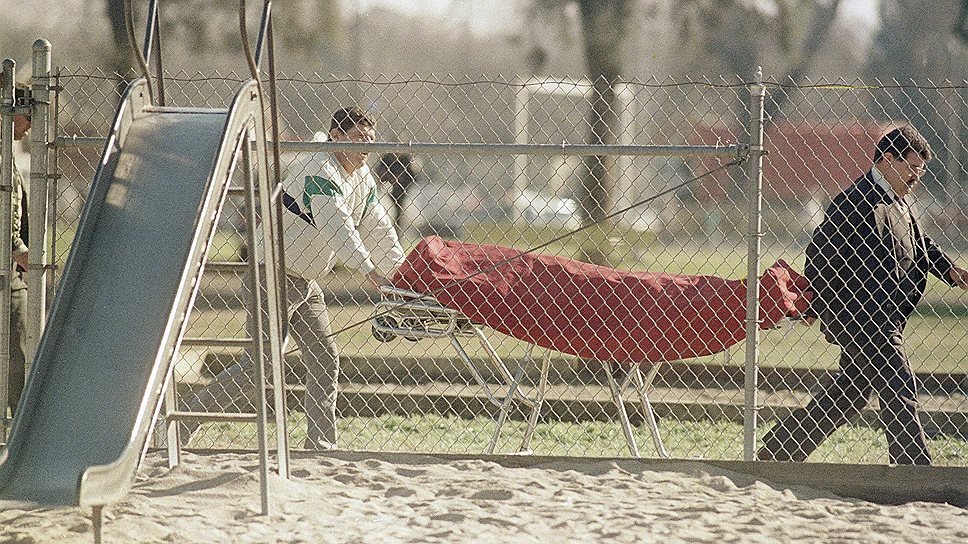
[{"xmin": 41, "ymin": 69, "xmax": 968, "ymax": 465}]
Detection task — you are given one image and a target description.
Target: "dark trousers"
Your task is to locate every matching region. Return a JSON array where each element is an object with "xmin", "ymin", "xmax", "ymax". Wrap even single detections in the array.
[
  {"xmin": 759, "ymin": 333, "xmax": 931, "ymax": 465},
  {"xmin": 6, "ymin": 286, "xmax": 27, "ymax": 417}
]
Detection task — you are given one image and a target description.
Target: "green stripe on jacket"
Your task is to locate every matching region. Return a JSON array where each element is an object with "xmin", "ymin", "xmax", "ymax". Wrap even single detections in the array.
[{"xmin": 303, "ymin": 175, "xmax": 341, "ymax": 214}]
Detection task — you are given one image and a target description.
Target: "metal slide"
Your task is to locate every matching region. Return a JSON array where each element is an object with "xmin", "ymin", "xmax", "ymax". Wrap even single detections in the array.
[{"xmin": 0, "ymin": 77, "xmax": 265, "ymax": 507}]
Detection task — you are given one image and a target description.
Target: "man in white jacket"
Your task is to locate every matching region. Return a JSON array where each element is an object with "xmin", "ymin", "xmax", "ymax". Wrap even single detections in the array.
[{"xmin": 184, "ymin": 106, "xmax": 404, "ymax": 450}]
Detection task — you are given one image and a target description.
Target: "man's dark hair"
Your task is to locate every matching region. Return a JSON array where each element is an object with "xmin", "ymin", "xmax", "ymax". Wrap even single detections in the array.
[
  {"xmin": 873, "ymin": 125, "xmax": 932, "ymax": 163},
  {"xmin": 14, "ymin": 81, "xmax": 29, "ymax": 100},
  {"xmin": 330, "ymin": 106, "xmax": 374, "ymax": 134},
  {"xmin": 0, "ymin": 73, "xmax": 30, "ymax": 100},
  {"xmin": 1, "ymin": 79, "xmax": 32, "ymax": 121}
]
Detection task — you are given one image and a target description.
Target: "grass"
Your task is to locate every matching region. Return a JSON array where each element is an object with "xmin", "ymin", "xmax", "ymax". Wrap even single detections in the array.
[
  {"xmin": 184, "ymin": 412, "xmax": 968, "ymax": 466},
  {"xmin": 758, "ymin": 314, "xmax": 968, "ymax": 373},
  {"xmin": 39, "ymin": 214, "xmax": 968, "ymax": 468}
]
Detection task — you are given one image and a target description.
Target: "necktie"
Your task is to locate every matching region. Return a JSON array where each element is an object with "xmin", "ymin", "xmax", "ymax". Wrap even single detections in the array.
[{"xmin": 890, "ymin": 197, "xmax": 917, "ymax": 273}]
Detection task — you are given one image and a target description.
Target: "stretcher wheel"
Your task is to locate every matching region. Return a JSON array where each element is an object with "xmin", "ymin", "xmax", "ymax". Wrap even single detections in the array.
[
  {"xmin": 372, "ymin": 316, "xmax": 398, "ymax": 342},
  {"xmin": 398, "ymin": 318, "xmax": 424, "ymax": 342}
]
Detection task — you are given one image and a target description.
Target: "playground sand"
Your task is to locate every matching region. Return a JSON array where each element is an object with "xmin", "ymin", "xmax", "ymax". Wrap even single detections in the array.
[{"xmin": 2, "ymin": 451, "xmax": 967, "ymax": 543}]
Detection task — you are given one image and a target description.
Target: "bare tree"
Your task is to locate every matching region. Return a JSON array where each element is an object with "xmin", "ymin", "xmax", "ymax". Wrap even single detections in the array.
[
  {"xmin": 956, "ymin": 0, "xmax": 968, "ymax": 43},
  {"xmin": 672, "ymin": 0, "xmax": 842, "ymax": 122},
  {"xmin": 530, "ymin": 1, "xmax": 843, "ymax": 262},
  {"xmin": 867, "ymin": 1, "xmax": 968, "ymax": 195}
]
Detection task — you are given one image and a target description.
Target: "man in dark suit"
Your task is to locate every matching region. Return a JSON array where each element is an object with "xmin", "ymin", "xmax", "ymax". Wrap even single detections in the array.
[{"xmin": 759, "ymin": 125, "xmax": 968, "ymax": 465}]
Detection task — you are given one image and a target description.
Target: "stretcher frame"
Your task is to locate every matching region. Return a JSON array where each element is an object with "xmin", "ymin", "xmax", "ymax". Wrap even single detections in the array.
[{"xmin": 371, "ymin": 286, "xmax": 669, "ymax": 458}]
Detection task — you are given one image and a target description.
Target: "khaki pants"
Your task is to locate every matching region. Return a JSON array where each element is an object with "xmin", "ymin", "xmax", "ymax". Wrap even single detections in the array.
[{"xmin": 180, "ymin": 273, "xmax": 339, "ymax": 448}]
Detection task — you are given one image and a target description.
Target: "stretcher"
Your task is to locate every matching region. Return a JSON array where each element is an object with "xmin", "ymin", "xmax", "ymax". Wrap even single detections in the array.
[
  {"xmin": 371, "ymin": 236, "xmax": 810, "ymax": 457},
  {"xmin": 371, "ymin": 285, "xmax": 668, "ymax": 457}
]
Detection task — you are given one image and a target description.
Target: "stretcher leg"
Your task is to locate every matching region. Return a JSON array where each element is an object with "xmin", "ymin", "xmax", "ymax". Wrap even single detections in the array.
[
  {"xmin": 519, "ymin": 347, "xmax": 551, "ymax": 453},
  {"xmin": 606, "ymin": 364, "xmax": 640, "ymax": 457},
  {"xmin": 378, "ymin": 288, "xmax": 677, "ymax": 457},
  {"xmin": 632, "ymin": 365, "xmax": 668, "ymax": 458},
  {"xmin": 473, "ymin": 327, "xmax": 535, "ymax": 404},
  {"xmin": 487, "ymin": 361, "xmax": 527, "ymax": 454},
  {"xmin": 448, "ymin": 335, "xmax": 504, "ymax": 408},
  {"xmin": 448, "ymin": 331, "xmax": 531, "ymax": 454}
]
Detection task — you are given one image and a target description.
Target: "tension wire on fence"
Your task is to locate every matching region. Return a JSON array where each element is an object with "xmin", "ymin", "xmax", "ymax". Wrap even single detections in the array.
[{"xmin": 325, "ymin": 152, "xmax": 751, "ymax": 339}]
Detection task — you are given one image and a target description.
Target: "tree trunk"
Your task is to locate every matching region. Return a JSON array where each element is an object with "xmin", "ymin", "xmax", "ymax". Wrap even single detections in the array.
[
  {"xmin": 575, "ymin": 0, "xmax": 631, "ymax": 265},
  {"xmin": 105, "ymin": 0, "xmax": 133, "ymax": 101},
  {"xmin": 765, "ymin": 0, "xmax": 843, "ymax": 122},
  {"xmin": 864, "ymin": 1, "xmax": 963, "ymax": 196}
]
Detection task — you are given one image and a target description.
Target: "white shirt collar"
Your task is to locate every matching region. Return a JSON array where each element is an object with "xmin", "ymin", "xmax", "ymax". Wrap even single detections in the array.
[
  {"xmin": 871, "ymin": 165, "xmax": 910, "ymax": 215},
  {"xmin": 870, "ymin": 165, "xmax": 897, "ymax": 201},
  {"xmin": 871, "ymin": 166, "xmax": 897, "ymax": 201}
]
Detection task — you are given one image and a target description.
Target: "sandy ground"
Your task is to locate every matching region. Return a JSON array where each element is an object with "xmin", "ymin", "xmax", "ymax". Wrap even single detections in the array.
[{"xmin": 2, "ymin": 452, "xmax": 967, "ymax": 544}]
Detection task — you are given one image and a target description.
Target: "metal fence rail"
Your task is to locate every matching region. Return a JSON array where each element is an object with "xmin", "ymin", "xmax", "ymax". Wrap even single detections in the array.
[{"xmin": 12, "ymin": 67, "xmax": 968, "ymax": 465}]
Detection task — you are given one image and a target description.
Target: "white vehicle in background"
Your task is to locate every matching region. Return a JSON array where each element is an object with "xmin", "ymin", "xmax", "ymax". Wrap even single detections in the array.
[
  {"xmin": 402, "ymin": 183, "xmax": 581, "ymax": 237},
  {"xmin": 401, "ymin": 181, "xmax": 483, "ymax": 238},
  {"xmin": 512, "ymin": 189, "xmax": 581, "ymax": 229}
]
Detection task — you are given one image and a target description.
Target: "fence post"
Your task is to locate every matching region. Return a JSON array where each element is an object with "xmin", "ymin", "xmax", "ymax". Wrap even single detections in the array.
[
  {"xmin": 0, "ymin": 59, "xmax": 15, "ymax": 438},
  {"xmin": 743, "ymin": 68, "xmax": 766, "ymax": 461},
  {"xmin": 27, "ymin": 39, "xmax": 51, "ymax": 361}
]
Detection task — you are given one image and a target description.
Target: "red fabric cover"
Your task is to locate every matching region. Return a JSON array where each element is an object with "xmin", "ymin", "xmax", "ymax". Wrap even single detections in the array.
[{"xmin": 393, "ymin": 236, "xmax": 812, "ymax": 364}]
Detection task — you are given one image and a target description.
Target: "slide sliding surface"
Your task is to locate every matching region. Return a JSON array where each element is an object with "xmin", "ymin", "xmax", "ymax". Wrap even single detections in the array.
[{"xmin": 0, "ymin": 79, "xmax": 262, "ymax": 507}]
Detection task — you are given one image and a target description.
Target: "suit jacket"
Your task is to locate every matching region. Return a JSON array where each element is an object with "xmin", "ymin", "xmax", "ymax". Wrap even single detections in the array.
[{"xmin": 804, "ymin": 171, "xmax": 955, "ymax": 348}]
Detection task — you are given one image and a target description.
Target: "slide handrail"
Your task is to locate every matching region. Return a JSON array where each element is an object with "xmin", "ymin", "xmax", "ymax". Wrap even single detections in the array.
[
  {"xmin": 141, "ymin": 0, "xmax": 166, "ymax": 105},
  {"xmin": 119, "ymin": 0, "xmax": 165, "ymax": 104},
  {"xmin": 239, "ymin": 0, "xmax": 284, "ymax": 198},
  {"xmin": 239, "ymin": 0, "xmax": 291, "ymax": 480}
]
